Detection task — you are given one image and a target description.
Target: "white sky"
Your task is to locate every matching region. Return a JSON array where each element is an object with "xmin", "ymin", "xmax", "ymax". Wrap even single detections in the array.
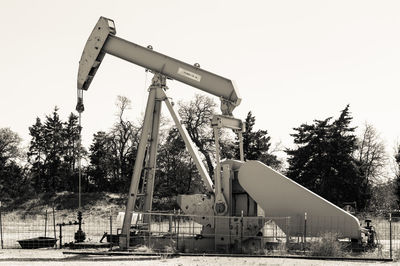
[{"xmin": 1, "ymin": 1, "xmax": 400, "ymax": 171}]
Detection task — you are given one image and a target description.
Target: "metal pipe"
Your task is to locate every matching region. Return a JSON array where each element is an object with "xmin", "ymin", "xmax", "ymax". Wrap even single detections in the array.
[
  {"xmin": 238, "ymin": 132, "xmax": 244, "ymax": 162},
  {"xmin": 143, "ymin": 84, "xmax": 163, "ymax": 215},
  {"xmin": 214, "ymin": 127, "xmax": 221, "ymax": 195},
  {"xmin": 390, "ymin": 213, "xmax": 392, "ymax": 259}
]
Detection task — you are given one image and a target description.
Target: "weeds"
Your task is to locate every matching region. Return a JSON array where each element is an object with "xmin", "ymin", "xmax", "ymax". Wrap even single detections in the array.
[
  {"xmin": 393, "ymin": 248, "xmax": 400, "ymax": 261},
  {"xmin": 308, "ymin": 233, "xmax": 347, "ymax": 257}
]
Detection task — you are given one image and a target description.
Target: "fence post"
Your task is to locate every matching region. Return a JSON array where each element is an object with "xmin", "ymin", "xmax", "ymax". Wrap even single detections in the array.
[
  {"xmin": 44, "ymin": 210, "xmax": 48, "ymax": 237},
  {"xmin": 286, "ymin": 217, "xmax": 290, "ymax": 250},
  {"xmin": 173, "ymin": 209, "xmax": 176, "ymax": 234},
  {"xmin": 168, "ymin": 213, "xmax": 172, "ymax": 233},
  {"xmin": 229, "ymin": 216, "xmax": 231, "ymax": 254},
  {"xmin": 260, "ymin": 217, "xmax": 263, "ymax": 254},
  {"xmin": 169, "ymin": 213, "xmax": 173, "ymax": 247},
  {"xmin": 110, "ymin": 215, "xmax": 113, "ymax": 250},
  {"xmin": 53, "ymin": 205, "xmax": 56, "ymax": 243},
  {"xmin": 191, "ymin": 215, "xmax": 194, "ymax": 243},
  {"xmin": 176, "ymin": 210, "xmax": 180, "ymax": 252},
  {"xmin": 0, "ymin": 202, "xmax": 3, "ymax": 249},
  {"xmin": 304, "ymin": 212, "xmax": 307, "ymax": 252},
  {"xmin": 390, "ymin": 213, "xmax": 392, "ymax": 260},
  {"xmin": 59, "ymin": 224, "xmax": 63, "ymax": 249},
  {"xmin": 214, "ymin": 215, "xmax": 217, "ymax": 252},
  {"xmin": 240, "ymin": 210, "xmax": 244, "ymax": 254},
  {"xmin": 148, "ymin": 213, "xmax": 152, "ymax": 249}
]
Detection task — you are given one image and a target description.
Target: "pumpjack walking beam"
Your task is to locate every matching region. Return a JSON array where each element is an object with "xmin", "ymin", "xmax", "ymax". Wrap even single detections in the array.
[
  {"xmin": 77, "ymin": 17, "xmax": 241, "ymax": 116},
  {"xmin": 77, "ymin": 17, "xmax": 243, "ymax": 249}
]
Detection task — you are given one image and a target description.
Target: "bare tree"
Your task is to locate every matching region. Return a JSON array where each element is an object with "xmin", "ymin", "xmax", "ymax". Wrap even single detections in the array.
[
  {"xmin": 355, "ymin": 123, "xmax": 388, "ymax": 184},
  {"xmin": 368, "ymin": 180, "xmax": 397, "ymax": 212},
  {"xmin": 178, "ymin": 94, "xmax": 217, "ymax": 178},
  {"xmin": 109, "ymin": 96, "xmax": 140, "ymax": 187}
]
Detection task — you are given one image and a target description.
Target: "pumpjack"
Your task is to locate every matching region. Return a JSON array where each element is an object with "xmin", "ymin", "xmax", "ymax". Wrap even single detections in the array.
[{"xmin": 77, "ymin": 17, "xmax": 377, "ymax": 253}]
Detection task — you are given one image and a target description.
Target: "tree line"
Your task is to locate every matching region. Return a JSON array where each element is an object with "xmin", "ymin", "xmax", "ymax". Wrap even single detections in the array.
[{"xmin": 1, "ymin": 95, "xmax": 400, "ymax": 212}]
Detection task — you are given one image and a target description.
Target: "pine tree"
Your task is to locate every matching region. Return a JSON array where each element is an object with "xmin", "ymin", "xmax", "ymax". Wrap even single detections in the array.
[
  {"xmin": 28, "ymin": 117, "xmax": 46, "ymax": 192},
  {"xmin": 28, "ymin": 108, "xmax": 85, "ymax": 193},
  {"xmin": 62, "ymin": 113, "xmax": 83, "ymax": 191},
  {"xmin": 238, "ymin": 111, "xmax": 281, "ymax": 170},
  {"xmin": 42, "ymin": 107, "xmax": 65, "ymax": 192},
  {"xmin": 286, "ymin": 105, "xmax": 370, "ymax": 210},
  {"xmin": 88, "ymin": 131, "xmax": 114, "ymax": 191},
  {"xmin": 286, "ymin": 118, "xmax": 332, "ymax": 192},
  {"xmin": 63, "ymin": 114, "xmax": 81, "ymax": 173}
]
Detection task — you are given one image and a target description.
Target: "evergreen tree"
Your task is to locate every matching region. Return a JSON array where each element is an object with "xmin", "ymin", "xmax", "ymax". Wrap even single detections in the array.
[
  {"xmin": 28, "ymin": 108, "xmax": 85, "ymax": 193},
  {"xmin": 28, "ymin": 117, "xmax": 46, "ymax": 192},
  {"xmin": 238, "ymin": 111, "xmax": 281, "ymax": 170},
  {"xmin": 88, "ymin": 131, "xmax": 115, "ymax": 191},
  {"xmin": 286, "ymin": 105, "xmax": 370, "ymax": 210},
  {"xmin": 42, "ymin": 107, "xmax": 66, "ymax": 192},
  {"xmin": 63, "ymin": 114, "xmax": 81, "ymax": 172},
  {"xmin": 0, "ymin": 161, "xmax": 26, "ymax": 199},
  {"xmin": 286, "ymin": 118, "xmax": 332, "ymax": 191},
  {"xmin": 62, "ymin": 113, "xmax": 82, "ymax": 191}
]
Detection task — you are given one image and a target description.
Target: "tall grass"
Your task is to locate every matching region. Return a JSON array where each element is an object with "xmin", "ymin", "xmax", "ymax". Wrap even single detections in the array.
[{"xmin": 308, "ymin": 233, "xmax": 347, "ymax": 257}]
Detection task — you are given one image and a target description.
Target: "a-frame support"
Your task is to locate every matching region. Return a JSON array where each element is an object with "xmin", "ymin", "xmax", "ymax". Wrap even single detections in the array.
[
  {"xmin": 119, "ymin": 74, "xmax": 161, "ymax": 249},
  {"xmin": 119, "ymin": 73, "xmax": 214, "ymax": 249}
]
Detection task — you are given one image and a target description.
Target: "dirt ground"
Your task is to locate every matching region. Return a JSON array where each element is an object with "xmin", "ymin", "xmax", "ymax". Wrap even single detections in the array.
[{"xmin": 0, "ymin": 249, "xmax": 396, "ymax": 266}]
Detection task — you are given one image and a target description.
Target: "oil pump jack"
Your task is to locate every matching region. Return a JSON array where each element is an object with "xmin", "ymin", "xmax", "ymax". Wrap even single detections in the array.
[{"xmin": 77, "ymin": 17, "xmax": 377, "ymax": 253}]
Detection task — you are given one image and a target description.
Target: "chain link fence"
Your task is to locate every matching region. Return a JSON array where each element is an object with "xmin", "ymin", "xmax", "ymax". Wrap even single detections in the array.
[{"xmin": 0, "ymin": 210, "xmax": 399, "ymax": 259}]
